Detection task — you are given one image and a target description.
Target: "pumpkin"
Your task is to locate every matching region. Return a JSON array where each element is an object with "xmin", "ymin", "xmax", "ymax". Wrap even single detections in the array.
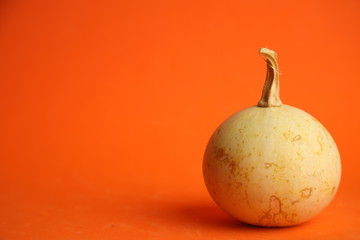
[{"xmin": 203, "ymin": 48, "xmax": 341, "ymax": 227}]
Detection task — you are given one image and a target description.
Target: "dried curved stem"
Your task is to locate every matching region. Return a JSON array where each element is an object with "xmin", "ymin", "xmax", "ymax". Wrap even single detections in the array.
[{"xmin": 257, "ymin": 48, "xmax": 282, "ymax": 107}]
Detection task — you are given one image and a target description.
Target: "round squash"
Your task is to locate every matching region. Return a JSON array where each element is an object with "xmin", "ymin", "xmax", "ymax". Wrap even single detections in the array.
[{"xmin": 203, "ymin": 48, "xmax": 341, "ymax": 227}]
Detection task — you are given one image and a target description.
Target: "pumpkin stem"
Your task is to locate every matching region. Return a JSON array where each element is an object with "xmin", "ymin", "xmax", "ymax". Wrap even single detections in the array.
[{"xmin": 257, "ymin": 48, "xmax": 282, "ymax": 107}]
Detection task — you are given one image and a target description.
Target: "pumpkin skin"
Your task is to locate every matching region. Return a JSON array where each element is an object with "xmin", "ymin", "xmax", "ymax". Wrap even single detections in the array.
[{"xmin": 203, "ymin": 49, "xmax": 341, "ymax": 227}]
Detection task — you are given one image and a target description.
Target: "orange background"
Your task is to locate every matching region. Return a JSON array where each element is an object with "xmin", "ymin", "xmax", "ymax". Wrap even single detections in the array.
[{"xmin": 1, "ymin": 0, "xmax": 360, "ymax": 239}]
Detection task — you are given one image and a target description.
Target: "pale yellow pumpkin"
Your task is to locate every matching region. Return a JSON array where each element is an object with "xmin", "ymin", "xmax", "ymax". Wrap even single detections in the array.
[{"xmin": 203, "ymin": 48, "xmax": 341, "ymax": 227}]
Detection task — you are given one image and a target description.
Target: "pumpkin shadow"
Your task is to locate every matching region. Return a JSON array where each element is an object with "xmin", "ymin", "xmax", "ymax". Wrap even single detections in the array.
[
  {"xmin": 173, "ymin": 202, "xmax": 293, "ymax": 233},
  {"xmin": 176, "ymin": 203, "xmax": 241, "ymax": 228}
]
